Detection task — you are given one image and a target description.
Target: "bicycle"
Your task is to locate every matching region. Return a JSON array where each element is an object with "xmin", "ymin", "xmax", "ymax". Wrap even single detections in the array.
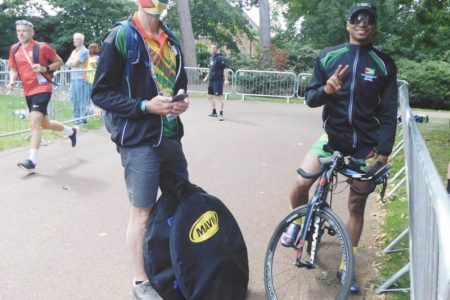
[{"xmin": 264, "ymin": 150, "xmax": 390, "ymax": 300}]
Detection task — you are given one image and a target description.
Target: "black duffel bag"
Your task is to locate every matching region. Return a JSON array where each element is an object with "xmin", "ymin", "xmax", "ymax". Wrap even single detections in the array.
[{"xmin": 144, "ymin": 182, "xmax": 249, "ymax": 300}]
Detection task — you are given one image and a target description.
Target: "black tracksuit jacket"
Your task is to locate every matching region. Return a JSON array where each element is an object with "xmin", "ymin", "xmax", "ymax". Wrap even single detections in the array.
[
  {"xmin": 91, "ymin": 19, "xmax": 187, "ymax": 147},
  {"xmin": 305, "ymin": 43, "xmax": 398, "ymax": 157}
]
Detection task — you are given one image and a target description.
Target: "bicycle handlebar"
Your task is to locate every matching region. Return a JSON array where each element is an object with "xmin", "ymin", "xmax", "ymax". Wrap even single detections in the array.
[{"xmin": 297, "ymin": 151, "xmax": 391, "ymax": 197}]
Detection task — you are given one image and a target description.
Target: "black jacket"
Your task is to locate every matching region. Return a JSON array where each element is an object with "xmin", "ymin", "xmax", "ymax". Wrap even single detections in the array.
[
  {"xmin": 91, "ymin": 18, "xmax": 187, "ymax": 147},
  {"xmin": 305, "ymin": 43, "xmax": 398, "ymax": 157},
  {"xmin": 208, "ymin": 53, "xmax": 226, "ymax": 81}
]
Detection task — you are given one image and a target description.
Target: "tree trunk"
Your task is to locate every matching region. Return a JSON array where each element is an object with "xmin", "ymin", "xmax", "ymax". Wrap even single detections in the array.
[
  {"xmin": 176, "ymin": 0, "xmax": 197, "ymax": 67},
  {"xmin": 259, "ymin": 0, "xmax": 271, "ymax": 49}
]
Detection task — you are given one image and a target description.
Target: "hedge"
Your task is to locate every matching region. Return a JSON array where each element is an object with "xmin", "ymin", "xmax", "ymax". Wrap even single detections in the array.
[{"xmin": 397, "ymin": 59, "xmax": 450, "ymax": 109}]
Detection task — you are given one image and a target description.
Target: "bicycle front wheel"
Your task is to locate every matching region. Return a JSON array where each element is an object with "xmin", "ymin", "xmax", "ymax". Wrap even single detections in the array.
[{"xmin": 264, "ymin": 206, "xmax": 354, "ymax": 300}]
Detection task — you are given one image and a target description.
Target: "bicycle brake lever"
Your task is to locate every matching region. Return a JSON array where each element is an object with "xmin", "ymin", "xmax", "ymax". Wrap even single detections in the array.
[{"xmin": 379, "ymin": 177, "xmax": 388, "ymax": 203}]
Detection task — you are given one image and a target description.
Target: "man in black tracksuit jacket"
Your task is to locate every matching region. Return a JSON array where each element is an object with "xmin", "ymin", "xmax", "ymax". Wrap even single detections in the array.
[{"xmin": 283, "ymin": 3, "xmax": 398, "ymax": 294}]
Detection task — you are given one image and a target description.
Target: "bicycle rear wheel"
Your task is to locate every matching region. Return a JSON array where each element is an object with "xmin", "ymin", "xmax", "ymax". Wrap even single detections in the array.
[{"xmin": 264, "ymin": 206, "xmax": 354, "ymax": 300}]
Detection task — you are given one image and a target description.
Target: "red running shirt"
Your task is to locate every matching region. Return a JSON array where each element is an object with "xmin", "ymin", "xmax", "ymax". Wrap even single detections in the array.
[{"xmin": 8, "ymin": 40, "xmax": 57, "ymax": 96}]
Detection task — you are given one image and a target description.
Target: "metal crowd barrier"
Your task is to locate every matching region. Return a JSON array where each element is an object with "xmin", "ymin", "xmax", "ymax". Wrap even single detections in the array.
[
  {"xmin": 1, "ymin": 66, "xmax": 313, "ymax": 136},
  {"xmin": 297, "ymin": 73, "xmax": 312, "ymax": 100},
  {"xmin": 234, "ymin": 69, "xmax": 297, "ymax": 102},
  {"xmin": 376, "ymin": 80, "xmax": 450, "ymax": 299},
  {"xmin": 0, "ymin": 69, "xmax": 98, "ymax": 137},
  {"xmin": 0, "ymin": 59, "xmax": 8, "ymax": 73}
]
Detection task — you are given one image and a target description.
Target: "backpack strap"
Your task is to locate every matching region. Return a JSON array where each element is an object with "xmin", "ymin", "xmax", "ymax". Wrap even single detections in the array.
[
  {"xmin": 115, "ymin": 20, "xmax": 139, "ymax": 81},
  {"xmin": 32, "ymin": 42, "xmax": 40, "ymax": 65}
]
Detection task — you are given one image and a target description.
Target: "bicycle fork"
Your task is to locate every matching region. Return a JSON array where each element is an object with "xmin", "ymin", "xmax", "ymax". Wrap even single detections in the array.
[
  {"xmin": 295, "ymin": 176, "xmax": 328, "ymax": 269},
  {"xmin": 295, "ymin": 202, "xmax": 322, "ymax": 269}
]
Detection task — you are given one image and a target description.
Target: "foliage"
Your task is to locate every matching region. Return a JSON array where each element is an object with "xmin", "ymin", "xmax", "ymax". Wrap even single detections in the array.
[
  {"xmin": 397, "ymin": 59, "xmax": 450, "ymax": 109},
  {"xmin": 45, "ymin": 0, "xmax": 136, "ymax": 60},
  {"xmin": 0, "ymin": 0, "xmax": 136, "ymax": 60},
  {"xmin": 195, "ymin": 42, "xmax": 209, "ymax": 68},
  {"xmin": 275, "ymin": 0, "xmax": 450, "ymax": 62},
  {"xmin": 225, "ymin": 52, "xmax": 259, "ymax": 71},
  {"xmin": 272, "ymin": 29, "xmax": 319, "ymax": 73},
  {"xmin": 0, "ymin": 0, "xmax": 48, "ymax": 57},
  {"xmin": 165, "ymin": 0, "xmax": 256, "ymax": 53}
]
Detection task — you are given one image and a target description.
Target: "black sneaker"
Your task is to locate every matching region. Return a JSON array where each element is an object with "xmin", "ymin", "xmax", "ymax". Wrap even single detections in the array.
[
  {"xmin": 69, "ymin": 127, "xmax": 77, "ymax": 147},
  {"xmin": 209, "ymin": 112, "xmax": 218, "ymax": 117},
  {"xmin": 17, "ymin": 159, "xmax": 36, "ymax": 173}
]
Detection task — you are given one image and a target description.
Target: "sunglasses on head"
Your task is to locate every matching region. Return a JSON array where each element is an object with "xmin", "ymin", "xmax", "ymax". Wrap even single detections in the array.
[
  {"xmin": 15, "ymin": 20, "xmax": 34, "ymax": 28},
  {"xmin": 349, "ymin": 13, "xmax": 376, "ymax": 26}
]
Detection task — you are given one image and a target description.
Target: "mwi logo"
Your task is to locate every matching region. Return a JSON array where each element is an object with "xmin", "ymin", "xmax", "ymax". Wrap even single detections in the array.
[{"xmin": 189, "ymin": 211, "xmax": 219, "ymax": 243}]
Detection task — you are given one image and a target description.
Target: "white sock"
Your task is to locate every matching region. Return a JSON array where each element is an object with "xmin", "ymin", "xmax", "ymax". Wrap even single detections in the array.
[
  {"xmin": 29, "ymin": 148, "xmax": 38, "ymax": 164},
  {"xmin": 63, "ymin": 126, "xmax": 74, "ymax": 136}
]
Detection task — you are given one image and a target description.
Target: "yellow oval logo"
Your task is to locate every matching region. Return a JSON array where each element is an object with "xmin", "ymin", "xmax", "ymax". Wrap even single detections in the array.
[{"xmin": 189, "ymin": 211, "xmax": 219, "ymax": 243}]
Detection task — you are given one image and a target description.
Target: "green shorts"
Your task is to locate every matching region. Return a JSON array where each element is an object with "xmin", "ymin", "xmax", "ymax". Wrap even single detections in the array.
[{"xmin": 309, "ymin": 133, "xmax": 376, "ymax": 171}]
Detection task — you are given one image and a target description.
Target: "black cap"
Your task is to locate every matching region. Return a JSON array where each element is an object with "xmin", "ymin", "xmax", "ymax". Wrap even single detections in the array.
[{"xmin": 347, "ymin": 2, "xmax": 377, "ymax": 20}]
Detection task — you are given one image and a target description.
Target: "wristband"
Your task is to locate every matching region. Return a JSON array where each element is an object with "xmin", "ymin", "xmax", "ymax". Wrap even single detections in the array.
[
  {"xmin": 46, "ymin": 66, "xmax": 50, "ymax": 72},
  {"xmin": 141, "ymin": 100, "xmax": 148, "ymax": 112}
]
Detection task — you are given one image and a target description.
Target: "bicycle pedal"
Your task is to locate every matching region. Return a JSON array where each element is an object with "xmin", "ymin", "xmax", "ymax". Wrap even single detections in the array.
[{"xmin": 295, "ymin": 260, "xmax": 315, "ymax": 269}]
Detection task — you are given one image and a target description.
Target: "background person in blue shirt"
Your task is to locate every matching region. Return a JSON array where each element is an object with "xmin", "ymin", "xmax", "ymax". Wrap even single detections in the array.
[{"xmin": 66, "ymin": 32, "xmax": 89, "ymax": 125}]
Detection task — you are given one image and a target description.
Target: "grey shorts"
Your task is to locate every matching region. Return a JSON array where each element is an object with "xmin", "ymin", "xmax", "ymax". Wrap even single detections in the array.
[{"xmin": 119, "ymin": 137, "xmax": 189, "ymax": 208}]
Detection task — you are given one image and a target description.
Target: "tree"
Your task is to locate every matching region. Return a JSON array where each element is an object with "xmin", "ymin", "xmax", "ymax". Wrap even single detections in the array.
[
  {"xmin": 0, "ymin": 0, "xmax": 49, "ymax": 57},
  {"xmin": 45, "ymin": 0, "xmax": 136, "ymax": 59},
  {"xmin": 175, "ymin": 0, "xmax": 197, "ymax": 67},
  {"xmin": 258, "ymin": 0, "xmax": 271, "ymax": 49},
  {"xmin": 165, "ymin": 0, "xmax": 255, "ymax": 54},
  {"xmin": 274, "ymin": 0, "xmax": 450, "ymax": 62}
]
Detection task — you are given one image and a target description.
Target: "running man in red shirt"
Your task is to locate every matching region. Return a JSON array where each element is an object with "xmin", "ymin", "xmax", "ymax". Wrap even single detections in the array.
[{"xmin": 7, "ymin": 20, "xmax": 77, "ymax": 173}]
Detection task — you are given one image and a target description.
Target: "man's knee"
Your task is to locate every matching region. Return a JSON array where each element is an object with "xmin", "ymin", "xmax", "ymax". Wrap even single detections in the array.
[
  {"xmin": 348, "ymin": 194, "xmax": 368, "ymax": 216},
  {"xmin": 293, "ymin": 176, "xmax": 312, "ymax": 194},
  {"xmin": 29, "ymin": 112, "xmax": 44, "ymax": 129}
]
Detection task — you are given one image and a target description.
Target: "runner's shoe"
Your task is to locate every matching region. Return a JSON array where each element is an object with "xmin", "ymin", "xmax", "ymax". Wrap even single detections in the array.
[
  {"xmin": 69, "ymin": 127, "xmax": 77, "ymax": 147},
  {"xmin": 209, "ymin": 112, "xmax": 218, "ymax": 117},
  {"xmin": 219, "ymin": 113, "xmax": 224, "ymax": 121},
  {"xmin": 17, "ymin": 159, "xmax": 36, "ymax": 173},
  {"xmin": 131, "ymin": 280, "xmax": 163, "ymax": 300},
  {"xmin": 280, "ymin": 223, "xmax": 301, "ymax": 247}
]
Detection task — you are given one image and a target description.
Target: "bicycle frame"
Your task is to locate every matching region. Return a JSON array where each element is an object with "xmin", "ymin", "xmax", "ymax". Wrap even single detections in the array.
[{"xmin": 295, "ymin": 156, "xmax": 340, "ymax": 268}]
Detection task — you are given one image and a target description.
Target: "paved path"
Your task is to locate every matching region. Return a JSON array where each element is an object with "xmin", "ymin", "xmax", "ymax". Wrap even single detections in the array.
[{"xmin": 0, "ymin": 98, "xmax": 379, "ymax": 299}]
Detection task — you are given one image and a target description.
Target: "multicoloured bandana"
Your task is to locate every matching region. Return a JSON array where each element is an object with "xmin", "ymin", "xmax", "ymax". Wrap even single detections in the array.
[{"xmin": 139, "ymin": 0, "xmax": 168, "ymax": 16}]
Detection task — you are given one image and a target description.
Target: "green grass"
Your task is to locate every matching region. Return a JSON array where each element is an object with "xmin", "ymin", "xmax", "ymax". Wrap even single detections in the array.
[
  {"xmin": 417, "ymin": 118, "xmax": 450, "ymax": 180},
  {"xmin": 0, "ymin": 93, "xmax": 104, "ymax": 150},
  {"xmin": 187, "ymin": 91, "xmax": 305, "ymax": 104},
  {"xmin": 377, "ymin": 114, "xmax": 450, "ymax": 299}
]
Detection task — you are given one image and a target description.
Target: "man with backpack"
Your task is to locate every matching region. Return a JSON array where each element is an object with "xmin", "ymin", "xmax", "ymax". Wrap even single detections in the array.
[
  {"xmin": 91, "ymin": 1, "xmax": 189, "ymax": 299},
  {"xmin": 7, "ymin": 20, "xmax": 77, "ymax": 173}
]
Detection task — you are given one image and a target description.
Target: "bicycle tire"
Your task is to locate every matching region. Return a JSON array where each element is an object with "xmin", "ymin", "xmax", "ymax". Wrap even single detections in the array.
[{"xmin": 264, "ymin": 206, "xmax": 354, "ymax": 300}]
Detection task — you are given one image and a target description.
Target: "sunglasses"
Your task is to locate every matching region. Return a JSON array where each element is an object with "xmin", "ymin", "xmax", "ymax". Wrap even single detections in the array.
[
  {"xmin": 15, "ymin": 20, "xmax": 34, "ymax": 28},
  {"xmin": 349, "ymin": 13, "xmax": 376, "ymax": 26}
]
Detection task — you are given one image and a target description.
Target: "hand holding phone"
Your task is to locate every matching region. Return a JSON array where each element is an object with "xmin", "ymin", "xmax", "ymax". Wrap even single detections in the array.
[{"xmin": 171, "ymin": 93, "xmax": 188, "ymax": 102}]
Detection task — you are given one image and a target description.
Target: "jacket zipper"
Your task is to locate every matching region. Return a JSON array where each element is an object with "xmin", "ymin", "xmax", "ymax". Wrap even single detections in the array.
[
  {"xmin": 128, "ymin": 29, "xmax": 183, "ymax": 148},
  {"xmin": 120, "ymin": 77, "xmax": 133, "ymax": 146},
  {"xmin": 349, "ymin": 46, "xmax": 360, "ymax": 149}
]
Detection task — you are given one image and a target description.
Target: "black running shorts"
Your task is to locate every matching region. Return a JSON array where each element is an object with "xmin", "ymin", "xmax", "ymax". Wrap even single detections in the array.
[{"xmin": 25, "ymin": 92, "xmax": 52, "ymax": 115}]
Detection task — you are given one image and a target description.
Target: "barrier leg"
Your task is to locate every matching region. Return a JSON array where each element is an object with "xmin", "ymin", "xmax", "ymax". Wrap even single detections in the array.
[
  {"xmin": 375, "ymin": 263, "xmax": 410, "ymax": 294},
  {"xmin": 391, "ymin": 142, "xmax": 404, "ymax": 159},
  {"xmin": 389, "ymin": 166, "xmax": 406, "ymax": 183},
  {"xmin": 385, "ymin": 176, "xmax": 406, "ymax": 199},
  {"xmin": 383, "ymin": 228, "xmax": 409, "ymax": 253}
]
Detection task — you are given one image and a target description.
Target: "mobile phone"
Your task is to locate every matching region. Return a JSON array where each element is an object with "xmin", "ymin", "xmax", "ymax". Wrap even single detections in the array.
[{"xmin": 171, "ymin": 93, "xmax": 188, "ymax": 102}]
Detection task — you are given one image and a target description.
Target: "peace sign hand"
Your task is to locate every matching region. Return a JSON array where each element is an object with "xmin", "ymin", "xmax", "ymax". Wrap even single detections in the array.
[{"xmin": 324, "ymin": 64, "xmax": 349, "ymax": 95}]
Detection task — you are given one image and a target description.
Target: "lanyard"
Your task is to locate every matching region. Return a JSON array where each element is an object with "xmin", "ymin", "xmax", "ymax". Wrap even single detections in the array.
[{"xmin": 20, "ymin": 45, "xmax": 35, "ymax": 67}]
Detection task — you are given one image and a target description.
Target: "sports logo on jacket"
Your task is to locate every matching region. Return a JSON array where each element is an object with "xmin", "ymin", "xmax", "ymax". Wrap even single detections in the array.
[
  {"xmin": 189, "ymin": 211, "xmax": 219, "ymax": 243},
  {"xmin": 361, "ymin": 67, "xmax": 377, "ymax": 81}
]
